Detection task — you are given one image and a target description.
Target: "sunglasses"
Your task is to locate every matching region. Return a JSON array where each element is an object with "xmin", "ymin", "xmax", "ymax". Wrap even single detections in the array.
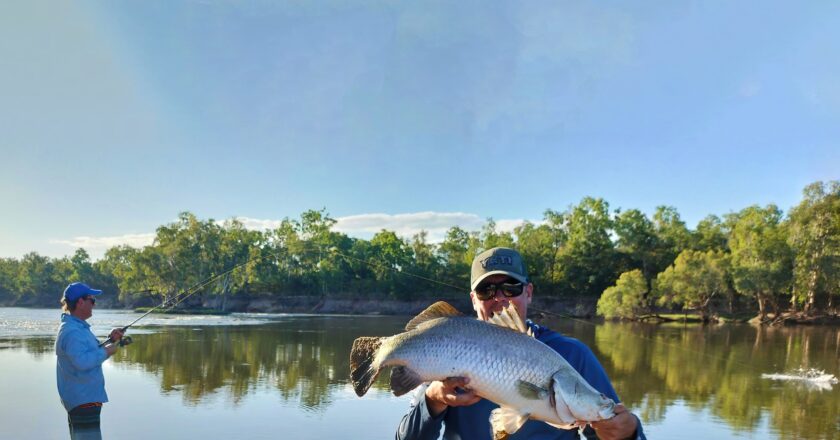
[
  {"xmin": 475, "ymin": 281, "xmax": 525, "ymax": 301},
  {"xmin": 83, "ymin": 296, "xmax": 96, "ymax": 305}
]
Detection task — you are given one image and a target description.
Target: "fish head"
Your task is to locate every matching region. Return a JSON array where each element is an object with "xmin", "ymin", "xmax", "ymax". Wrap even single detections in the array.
[
  {"xmin": 551, "ymin": 372, "xmax": 616, "ymax": 422},
  {"xmin": 596, "ymin": 393, "xmax": 616, "ymax": 419}
]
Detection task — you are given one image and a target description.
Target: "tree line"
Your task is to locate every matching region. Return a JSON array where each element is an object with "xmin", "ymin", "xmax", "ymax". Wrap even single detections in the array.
[{"xmin": 0, "ymin": 181, "xmax": 837, "ymax": 320}]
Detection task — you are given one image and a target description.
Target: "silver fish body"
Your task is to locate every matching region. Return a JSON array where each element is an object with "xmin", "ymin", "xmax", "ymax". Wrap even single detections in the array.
[{"xmin": 350, "ymin": 301, "xmax": 615, "ymax": 437}]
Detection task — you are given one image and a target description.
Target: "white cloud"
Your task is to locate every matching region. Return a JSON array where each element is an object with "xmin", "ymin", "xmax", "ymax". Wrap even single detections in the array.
[
  {"xmin": 235, "ymin": 211, "xmax": 536, "ymax": 242},
  {"xmin": 51, "ymin": 233, "xmax": 156, "ymax": 252},
  {"xmin": 226, "ymin": 217, "xmax": 285, "ymax": 231},
  {"xmin": 334, "ymin": 212, "xmax": 485, "ymax": 240},
  {"xmin": 52, "ymin": 212, "xmax": 540, "ymax": 259}
]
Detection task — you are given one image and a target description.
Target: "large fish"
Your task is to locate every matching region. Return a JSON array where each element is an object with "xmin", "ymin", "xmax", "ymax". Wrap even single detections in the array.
[{"xmin": 350, "ymin": 301, "xmax": 616, "ymax": 439}]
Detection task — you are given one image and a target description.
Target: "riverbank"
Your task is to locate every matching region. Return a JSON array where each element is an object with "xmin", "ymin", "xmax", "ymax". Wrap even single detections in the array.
[
  {"xmin": 3, "ymin": 293, "xmax": 838, "ymax": 324},
  {"xmin": 0, "ymin": 293, "xmax": 602, "ymax": 317}
]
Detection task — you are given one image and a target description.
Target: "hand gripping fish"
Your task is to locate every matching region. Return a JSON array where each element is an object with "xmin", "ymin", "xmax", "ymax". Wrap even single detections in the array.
[{"xmin": 350, "ymin": 301, "xmax": 616, "ymax": 439}]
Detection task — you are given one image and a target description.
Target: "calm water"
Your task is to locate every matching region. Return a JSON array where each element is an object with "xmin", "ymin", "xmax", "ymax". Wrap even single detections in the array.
[{"xmin": 1, "ymin": 307, "xmax": 838, "ymax": 440}]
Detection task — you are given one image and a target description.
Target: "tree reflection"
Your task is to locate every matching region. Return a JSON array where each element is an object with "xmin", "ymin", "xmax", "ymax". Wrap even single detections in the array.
[
  {"xmin": 111, "ymin": 316, "xmax": 403, "ymax": 409},
  {"xmin": 589, "ymin": 322, "xmax": 840, "ymax": 439},
  {"xmin": 7, "ymin": 316, "xmax": 838, "ymax": 439}
]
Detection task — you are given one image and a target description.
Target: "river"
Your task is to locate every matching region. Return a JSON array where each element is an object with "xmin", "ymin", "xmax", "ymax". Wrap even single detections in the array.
[{"xmin": 0, "ymin": 307, "xmax": 837, "ymax": 439}]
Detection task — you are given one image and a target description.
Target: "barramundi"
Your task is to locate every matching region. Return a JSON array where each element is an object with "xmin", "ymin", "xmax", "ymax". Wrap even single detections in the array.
[{"xmin": 350, "ymin": 301, "xmax": 616, "ymax": 439}]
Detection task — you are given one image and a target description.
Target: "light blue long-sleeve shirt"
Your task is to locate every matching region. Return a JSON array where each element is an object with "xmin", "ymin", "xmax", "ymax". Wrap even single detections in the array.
[{"xmin": 55, "ymin": 313, "xmax": 110, "ymax": 411}]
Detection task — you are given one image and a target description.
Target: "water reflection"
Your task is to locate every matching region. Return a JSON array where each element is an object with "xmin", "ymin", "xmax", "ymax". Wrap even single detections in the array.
[
  {"xmin": 116, "ymin": 316, "xmax": 405, "ymax": 409},
  {"xmin": 3, "ymin": 315, "xmax": 838, "ymax": 439},
  {"xmin": 585, "ymin": 322, "xmax": 840, "ymax": 440},
  {"xmin": 0, "ymin": 337, "xmax": 54, "ymax": 356}
]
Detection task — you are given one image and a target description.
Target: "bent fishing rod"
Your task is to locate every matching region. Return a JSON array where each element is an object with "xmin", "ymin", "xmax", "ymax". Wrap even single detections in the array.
[{"xmin": 99, "ymin": 252, "xmax": 277, "ymax": 347}]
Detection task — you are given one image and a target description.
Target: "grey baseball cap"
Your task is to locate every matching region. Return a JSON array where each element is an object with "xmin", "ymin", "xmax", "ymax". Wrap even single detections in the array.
[{"xmin": 470, "ymin": 247, "xmax": 529, "ymax": 291}]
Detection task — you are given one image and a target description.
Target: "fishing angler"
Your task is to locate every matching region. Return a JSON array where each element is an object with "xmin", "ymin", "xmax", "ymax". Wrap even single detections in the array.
[
  {"xmin": 56, "ymin": 282, "xmax": 125, "ymax": 440},
  {"xmin": 55, "ymin": 280, "xmax": 214, "ymax": 440},
  {"xmin": 55, "ymin": 251, "xmax": 276, "ymax": 439}
]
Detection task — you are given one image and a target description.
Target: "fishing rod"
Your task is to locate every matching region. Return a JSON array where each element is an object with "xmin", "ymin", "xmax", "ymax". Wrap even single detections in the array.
[{"xmin": 99, "ymin": 252, "xmax": 278, "ymax": 348}]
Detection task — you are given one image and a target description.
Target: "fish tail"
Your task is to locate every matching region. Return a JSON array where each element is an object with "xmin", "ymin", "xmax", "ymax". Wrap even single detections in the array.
[{"xmin": 350, "ymin": 336, "xmax": 384, "ymax": 397}]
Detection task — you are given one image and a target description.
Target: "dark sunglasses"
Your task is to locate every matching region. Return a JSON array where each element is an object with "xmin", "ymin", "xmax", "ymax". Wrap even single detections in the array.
[
  {"xmin": 475, "ymin": 281, "xmax": 525, "ymax": 301},
  {"xmin": 83, "ymin": 296, "xmax": 95, "ymax": 304}
]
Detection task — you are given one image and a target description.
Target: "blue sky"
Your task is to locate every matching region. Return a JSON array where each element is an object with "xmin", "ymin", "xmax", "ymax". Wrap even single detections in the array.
[{"xmin": 2, "ymin": 1, "xmax": 838, "ymax": 259}]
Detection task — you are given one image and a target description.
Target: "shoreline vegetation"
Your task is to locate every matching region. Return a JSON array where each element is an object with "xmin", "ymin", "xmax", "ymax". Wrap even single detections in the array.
[{"xmin": 1, "ymin": 181, "xmax": 838, "ymax": 325}]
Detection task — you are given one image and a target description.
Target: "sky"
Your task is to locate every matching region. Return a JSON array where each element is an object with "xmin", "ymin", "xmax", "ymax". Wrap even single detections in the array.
[{"xmin": 1, "ymin": 1, "xmax": 838, "ymax": 260}]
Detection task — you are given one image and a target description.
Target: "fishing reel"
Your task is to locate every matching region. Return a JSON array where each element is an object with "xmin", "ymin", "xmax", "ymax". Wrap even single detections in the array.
[{"xmin": 118, "ymin": 336, "xmax": 133, "ymax": 347}]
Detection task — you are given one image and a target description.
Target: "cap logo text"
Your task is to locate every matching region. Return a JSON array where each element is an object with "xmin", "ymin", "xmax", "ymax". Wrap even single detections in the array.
[{"xmin": 481, "ymin": 256, "xmax": 513, "ymax": 268}]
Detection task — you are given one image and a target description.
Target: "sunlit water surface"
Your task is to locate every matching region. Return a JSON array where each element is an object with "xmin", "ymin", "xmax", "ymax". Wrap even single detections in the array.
[{"xmin": 1, "ymin": 307, "xmax": 838, "ymax": 439}]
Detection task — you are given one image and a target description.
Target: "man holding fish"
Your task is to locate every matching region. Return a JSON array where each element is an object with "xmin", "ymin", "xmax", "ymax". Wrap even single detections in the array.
[{"xmin": 370, "ymin": 247, "xmax": 646, "ymax": 439}]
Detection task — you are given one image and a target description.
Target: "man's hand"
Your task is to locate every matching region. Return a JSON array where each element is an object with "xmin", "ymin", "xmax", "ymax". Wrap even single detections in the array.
[
  {"xmin": 109, "ymin": 328, "xmax": 125, "ymax": 342},
  {"xmin": 104, "ymin": 343, "xmax": 118, "ymax": 357},
  {"xmin": 425, "ymin": 377, "xmax": 481, "ymax": 417},
  {"xmin": 589, "ymin": 404, "xmax": 638, "ymax": 440}
]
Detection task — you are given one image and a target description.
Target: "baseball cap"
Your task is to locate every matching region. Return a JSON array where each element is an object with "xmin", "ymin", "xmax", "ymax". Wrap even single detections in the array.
[
  {"xmin": 62, "ymin": 282, "xmax": 103, "ymax": 303},
  {"xmin": 470, "ymin": 247, "xmax": 529, "ymax": 291}
]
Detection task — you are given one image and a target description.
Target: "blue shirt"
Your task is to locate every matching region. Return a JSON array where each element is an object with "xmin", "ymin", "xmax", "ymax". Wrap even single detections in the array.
[
  {"xmin": 396, "ymin": 321, "xmax": 646, "ymax": 440},
  {"xmin": 55, "ymin": 313, "xmax": 110, "ymax": 411}
]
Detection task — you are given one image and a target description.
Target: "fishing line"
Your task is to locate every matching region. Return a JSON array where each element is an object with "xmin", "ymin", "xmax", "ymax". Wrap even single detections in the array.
[
  {"xmin": 328, "ymin": 246, "xmax": 583, "ymax": 319},
  {"xmin": 99, "ymin": 251, "xmax": 280, "ymax": 347},
  {"xmin": 326, "ymin": 246, "xmax": 775, "ymax": 374},
  {"xmin": 326, "ymin": 246, "xmax": 465, "ymax": 293}
]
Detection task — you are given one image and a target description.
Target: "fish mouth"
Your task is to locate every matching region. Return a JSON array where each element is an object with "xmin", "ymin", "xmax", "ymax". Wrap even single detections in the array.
[{"xmin": 598, "ymin": 399, "xmax": 616, "ymax": 419}]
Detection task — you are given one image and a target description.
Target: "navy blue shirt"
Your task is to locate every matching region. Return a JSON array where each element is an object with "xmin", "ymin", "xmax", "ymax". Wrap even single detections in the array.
[{"xmin": 395, "ymin": 321, "xmax": 646, "ymax": 440}]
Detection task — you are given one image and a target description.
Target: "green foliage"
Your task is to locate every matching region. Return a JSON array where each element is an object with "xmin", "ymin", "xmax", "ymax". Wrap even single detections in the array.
[
  {"xmin": 514, "ymin": 217, "xmax": 564, "ymax": 290},
  {"xmin": 369, "ymin": 230, "xmax": 414, "ymax": 298},
  {"xmin": 653, "ymin": 249, "xmax": 729, "ymax": 320},
  {"xmin": 787, "ymin": 181, "xmax": 840, "ymax": 313},
  {"xmin": 481, "ymin": 219, "xmax": 515, "ymax": 250},
  {"xmin": 652, "ymin": 206, "xmax": 692, "ymax": 273},
  {"xmin": 727, "ymin": 205, "xmax": 793, "ymax": 318},
  {"xmin": 614, "ymin": 209, "xmax": 660, "ymax": 284},
  {"xmin": 691, "ymin": 215, "xmax": 728, "ymax": 252},
  {"xmin": 597, "ymin": 269, "xmax": 648, "ymax": 319},
  {"xmin": 438, "ymin": 226, "xmax": 477, "ymax": 289},
  {"xmin": 555, "ymin": 197, "xmax": 619, "ymax": 297},
  {"xmin": 0, "ymin": 181, "xmax": 838, "ymax": 317},
  {"xmin": 0, "ymin": 258, "xmax": 19, "ymax": 299}
]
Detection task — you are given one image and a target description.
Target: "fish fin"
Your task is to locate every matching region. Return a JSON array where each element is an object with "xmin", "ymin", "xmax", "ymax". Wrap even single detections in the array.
[
  {"xmin": 390, "ymin": 366, "xmax": 424, "ymax": 397},
  {"xmin": 350, "ymin": 336, "xmax": 383, "ymax": 397},
  {"xmin": 490, "ymin": 407, "xmax": 530, "ymax": 438},
  {"xmin": 487, "ymin": 302, "xmax": 527, "ymax": 333},
  {"xmin": 516, "ymin": 379, "xmax": 549, "ymax": 400},
  {"xmin": 405, "ymin": 301, "xmax": 463, "ymax": 331}
]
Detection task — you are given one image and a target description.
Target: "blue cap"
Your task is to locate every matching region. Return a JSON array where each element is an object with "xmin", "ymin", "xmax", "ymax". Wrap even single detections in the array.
[{"xmin": 63, "ymin": 282, "xmax": 103, "ymax": 303}]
